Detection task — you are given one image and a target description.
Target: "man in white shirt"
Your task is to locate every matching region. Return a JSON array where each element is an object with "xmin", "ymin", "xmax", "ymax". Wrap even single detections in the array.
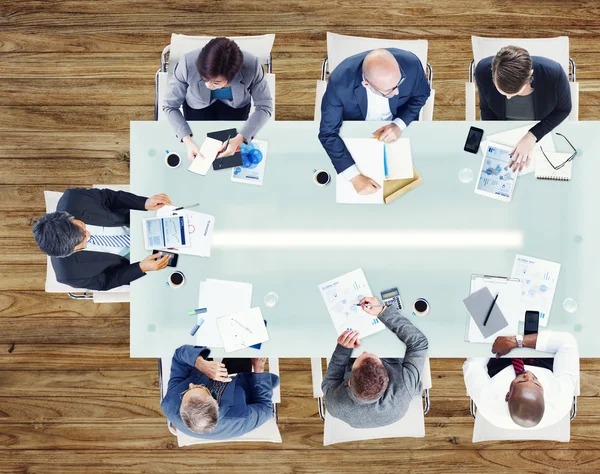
[
  {"xmin": 33, "ymin": 188, "xmax": 172, "ymax": 291},
  {"xmin": 318, "ymin": 48, "xmax": 430, "ymax": 195},
  {"xmin": 463, "ymin": 331, "xmax": 579, "ymax": 429}
]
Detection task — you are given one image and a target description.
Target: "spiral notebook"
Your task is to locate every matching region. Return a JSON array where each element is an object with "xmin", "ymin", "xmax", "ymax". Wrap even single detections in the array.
[{"xmin": 535, "ymin": 151, "xmax": 573, "ymax": 181}]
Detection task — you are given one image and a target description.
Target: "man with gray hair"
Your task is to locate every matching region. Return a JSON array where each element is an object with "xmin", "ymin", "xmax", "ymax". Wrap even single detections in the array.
[
  {"xmin": 33, "ymin": 187, "xmax": 172, "ymax": 291},
  {"xmin": 161, "ymin": 345, "xmax": 279, "ymax": 439}
]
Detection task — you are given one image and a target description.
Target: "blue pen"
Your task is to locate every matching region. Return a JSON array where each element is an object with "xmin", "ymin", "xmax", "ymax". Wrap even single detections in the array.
[
  {"xmin": 383, "ymin": 144, "xmax": 389, "ymax": 179},
  {"xmin": 190, "ymin": 318, "xmax": 205, "ymax": 336}
]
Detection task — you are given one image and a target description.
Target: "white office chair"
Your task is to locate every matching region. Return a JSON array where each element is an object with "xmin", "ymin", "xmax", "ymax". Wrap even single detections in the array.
[
  {"xmin": 314, "ymin": 32, "xmax": 435, "ymax": 122},
  {"xmin": 155, "ymin": 33, "xmax": 276, "ymax": 121},
  {"xmin": 311, "ymin": 357, "xmax": 431, "ymax": 446},
  {"xmin": 43, "ymin": 184, "xmax": 131, "ymax": 302},
  {"xmin": 466, "ymin": 35, "xmax": 579, "ymax": 121},
  {"xmin": 158, "ymin": 356, "xmax": 282, "ymax": 447},
  {"xmin": 469, "ymin": 376, "xmax": 579, "ymax": 442}
]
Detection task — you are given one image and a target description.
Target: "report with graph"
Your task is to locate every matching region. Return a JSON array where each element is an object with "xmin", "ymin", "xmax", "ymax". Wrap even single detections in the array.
[{"xmin": 142, "ymin": 215, "xmax": 190, "ymax": 250}]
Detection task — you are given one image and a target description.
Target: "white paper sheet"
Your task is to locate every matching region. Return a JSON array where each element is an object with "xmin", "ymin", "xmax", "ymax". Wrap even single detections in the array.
[
  {"xmin": 511, "ymin": 254, "xmax": 561, "ymax": 327},
  {"xmin": 217, "ymin": 307, "xmax": 269, "ymax": 353},
  {"xmin": 481, "ymin": 125, "xmax": 556, "ymax": 176},
  {"xmin": 385, "ymin": 138, "xmax": 414, "ymax": 180},
  {"xmin": 318, "ymin": 268, "xmax": 385, "ymax": 339},
  {"xmin": 467, "ymin": 277, "xmax": 522, "ymax": 343},
  {"xmin": 196, "ymin": 279, "xmax": 253, "ymax": 347},
  {"xmin": 188, "ymin": 137, "xmax": 221, "ymax": 175},
  {"xmin": 336, "ymin": 138, "xmax": 384, "ymax": 204},
  {"xmin": 231, "ymin": 140, "xmax": 268, "ymax": 186},
  {"xmin": 156, "ymin": 206, "xmax": 214, "ymax": 257},
  {"xmin": 534, "ymin": 151, "xmax": 573, "ymax": 180}
]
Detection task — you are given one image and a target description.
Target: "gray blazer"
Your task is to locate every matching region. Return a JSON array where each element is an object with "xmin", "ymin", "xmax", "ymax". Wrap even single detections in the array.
[
  {"xmin": 321, "ymin": 307, "xmax": 428, "ymax": 429},
  {"xmin": 163, "ymin": 49, "xmax": 273, "ymax": 142}
]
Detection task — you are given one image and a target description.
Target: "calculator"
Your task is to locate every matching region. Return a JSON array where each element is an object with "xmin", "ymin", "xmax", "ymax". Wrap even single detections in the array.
[{"xmin": 381, "ymin": 287, "xmax": 403, "ymax": 311}]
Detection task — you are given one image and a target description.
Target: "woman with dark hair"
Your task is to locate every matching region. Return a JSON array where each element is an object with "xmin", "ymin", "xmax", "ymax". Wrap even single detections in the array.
[
  {"xmin": 163, "ymin": 37, "xmax": 273, "ymax": 160},
  {"xmin": 475, "ymin": 45, "xmax": 572, "ymax": 172}
]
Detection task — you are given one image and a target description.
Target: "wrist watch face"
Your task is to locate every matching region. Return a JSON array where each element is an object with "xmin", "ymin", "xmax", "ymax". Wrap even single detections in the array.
[{"xmin": 516, "ymin": 335, "xmax": 523, "ymax": 348}]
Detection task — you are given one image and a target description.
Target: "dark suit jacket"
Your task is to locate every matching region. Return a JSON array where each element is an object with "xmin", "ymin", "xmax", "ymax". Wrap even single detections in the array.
[
  {"xmin": 52, "ymin": 188, "xmax": 148, "ymax": 291},
  {"xmin": 318, "ymin": 48, "xmax": 431, "ymax": 174},
  {"xmin": 161, "ymin": 345, "xmax": 279, "ymax": 440},
  {"xmin": 475, "ymin": 55, "xmax": 572, "ymax": 140}
]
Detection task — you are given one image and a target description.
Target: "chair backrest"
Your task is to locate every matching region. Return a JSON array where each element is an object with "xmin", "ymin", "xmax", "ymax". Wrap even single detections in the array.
[
  {"xmin": 323, "ymin": 394, "xmax": 425, "ymax": 445},
  {"xmin": 471, "ymin": 36, "xmax": 570, "ymax": 75},
  {"xmin": 159, "ymin": 356, "xmax": 281, "ymax": 446},
  {"xmin": 326, "ymin": 32, "xmax": 428, "ymax": 74},
  {"xmin": 473, "ymin": 411, "xmax": 570, "ymax": 442},
  {"xmin": 167, "ymin": 34, "xmax": 275, "ymax": 76}
]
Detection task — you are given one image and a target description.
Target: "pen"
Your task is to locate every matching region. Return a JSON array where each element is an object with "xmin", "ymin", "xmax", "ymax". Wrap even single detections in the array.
[
  {"xmin": 354, "ymin": 304, "xmax": 385, "ymax": 307},
  {"xmin": 233, "ymin": 318, "xmax": 253, "ymax": 334},
  {"xmin": 174, "ymin": 203, "xmax": 200, "ymax": 211},
  {"xmin": 483, "ymin": 293, "xmax": 499, "ymax": 327},
  {"xmin": 216, "ymin": 135, "xmax": 231, "ymax": 158},
  {"xmin": 190, "ymin": 319, "xmax": 205, "ymax": 336},
  {"xmin": 187, "ymin": 308, "xmax": 207, "ymax": 316},
  {"xmin": 383, "ymin": 144, "xmax": 389, "ymax": 179}
]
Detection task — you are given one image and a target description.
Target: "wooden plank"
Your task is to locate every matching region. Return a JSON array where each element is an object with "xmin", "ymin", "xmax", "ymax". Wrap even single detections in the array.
[
  {"xmin": 0, "ymin": 265, "xmax": 46, "ymax": 290},
  {"xmin": 0, "ymin": 292, "xmax": 129, "ymax": 319},
  {"xmin": 0, "ymin": 318, "xmax": 129, "ymax": 344}
]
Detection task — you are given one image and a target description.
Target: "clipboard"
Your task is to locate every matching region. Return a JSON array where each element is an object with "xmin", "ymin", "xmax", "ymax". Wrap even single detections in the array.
[{"xmin": 465, "ymin": 274, "xmax": 522, "ymax": 343}]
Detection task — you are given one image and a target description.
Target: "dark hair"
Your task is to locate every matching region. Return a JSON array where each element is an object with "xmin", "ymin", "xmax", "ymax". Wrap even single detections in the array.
[
  {"xmin": 351, "ymin": 358, "xmax": 389, "ymax": 401},
  {"xmin": 492, "ymin": 46, "xmax": 533, "ymax": 95},
  {"xmin": 196, "ymin": 37, "xmax": 243, "ymax": 83},
  {"xmin": 32, "ymin": 211, "xmax": 85, "ymax": 257}
]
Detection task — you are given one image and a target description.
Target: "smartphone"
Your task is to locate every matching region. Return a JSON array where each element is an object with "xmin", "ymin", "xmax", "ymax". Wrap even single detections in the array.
[
  {"xmin": 152, "ymin": 250, "xmax": 178, "ymax": 268},
  {"xmin": 464, "ymin": 126, "xmax": 484, "ymax": 154},
  {"xmin": 524, "ymin": 310, "xmax": 540, "ymax": 335}
]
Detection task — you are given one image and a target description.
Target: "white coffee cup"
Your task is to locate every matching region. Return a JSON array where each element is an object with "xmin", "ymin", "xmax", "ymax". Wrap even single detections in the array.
[
  {"xmin": 313, "ymin": 170, "xmax": 331, "ymax": 186},
  {"xmin": 167, "ymin": 271, "xmax": 185, "ymax": 288},
  {"xmin": 165, "ymin": 152, "xmax": 181, "ymax": 169},
  {"xmin": 412, "ymin": 298, "xmax": 430, "ymax": 317}
]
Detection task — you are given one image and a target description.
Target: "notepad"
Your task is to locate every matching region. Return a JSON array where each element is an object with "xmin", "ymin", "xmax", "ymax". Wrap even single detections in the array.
[
  {"xmin": 217, "ymin": 307, "xmax": 269, "ymax": 353},
  {"xmin": 534, "ymin": 151, "xmax": 573, "ymax": 181},
  {"xmin": 463, "ymin": 287, "xmax": 508, "ymax": 340},
  {"xmin": 188, "ymin": 137, "xmax": 221, "ymax": 175},
  {"xmin": 385, "ymin": 138, "xmax": 414, "ymax": 180}
]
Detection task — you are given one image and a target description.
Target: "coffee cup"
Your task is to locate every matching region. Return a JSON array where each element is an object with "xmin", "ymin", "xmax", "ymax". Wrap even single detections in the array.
[
  {"xmin": 165, "ymin": 151, "xmax": 181, "ymax": 169},
  {"xmin": 313, "ymin": 170, "xmax": 331, "ymax": 186},
  {"xmin": 167, "ymin": 271, "xmax": 185, "ymax": 288},
  {"xmin": 412, "ymin": 298, "xmax": 429, "ymax": 317}
]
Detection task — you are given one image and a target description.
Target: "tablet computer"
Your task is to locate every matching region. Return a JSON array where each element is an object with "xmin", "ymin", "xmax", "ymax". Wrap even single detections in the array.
[
  {"xmin": 474, "ymin": 142, "xmax": 518, "ymax": 202},
  {"xmin": 142, "ymin": 215, "xmax": 190, "ymax": 250}
]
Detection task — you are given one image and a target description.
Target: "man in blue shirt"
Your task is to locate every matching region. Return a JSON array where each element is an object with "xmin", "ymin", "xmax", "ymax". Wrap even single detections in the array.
[{"xmin": 161, "ymin": 345, "xmax": 279, "ymax": 440}]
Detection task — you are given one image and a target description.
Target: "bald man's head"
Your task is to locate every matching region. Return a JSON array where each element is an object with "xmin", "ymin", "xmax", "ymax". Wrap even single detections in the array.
[
  {"xmin": 505, "ymin": 371, "xmax": 545, "ymax": 428},
  {"xmin": 362, "ymin": 49, "xmax": 401, "ymax": 92}
]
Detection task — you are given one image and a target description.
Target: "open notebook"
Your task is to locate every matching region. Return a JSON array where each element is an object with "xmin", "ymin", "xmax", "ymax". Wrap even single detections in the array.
[{"xmin": 534, "ymin": 150, "xmax": 573, "ymax": 181}]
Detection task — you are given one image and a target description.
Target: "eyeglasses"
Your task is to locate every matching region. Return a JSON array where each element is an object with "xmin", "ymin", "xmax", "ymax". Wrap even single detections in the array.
[
  {"xmin": 540, "ymin": 133, "xmax": 577, "ymax": 170},
  {"xmin": 364, "ymin": 69, "xmax": 406, "ymax": 98},
  {"xmin": 180, "ymin": 384, "xmax": 212, "ymax": 400}
]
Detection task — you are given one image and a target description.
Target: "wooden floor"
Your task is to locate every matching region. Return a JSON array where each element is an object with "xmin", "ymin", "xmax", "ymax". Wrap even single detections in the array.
[{"xmin": 1, "ymin": 1, "xmax": 600, "ymax": 472}]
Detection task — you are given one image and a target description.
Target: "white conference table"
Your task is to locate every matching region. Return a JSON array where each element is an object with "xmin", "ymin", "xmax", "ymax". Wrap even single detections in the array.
[{"xmin": 130, "ymin": 120, "xmax": 598, "ymax": 358}]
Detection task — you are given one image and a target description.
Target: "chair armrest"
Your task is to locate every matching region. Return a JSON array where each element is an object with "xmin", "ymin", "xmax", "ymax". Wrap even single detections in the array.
[
  {"xmin": 311, "ymin": 358, "xmax": 323, "ymax": 398},
  {"xmin": 465, "ymin": 82, "xmax": 476, "ymax": 121},
  {"xmin": 421, "ymin": 358, "xmax": 432, "ymax": 390},
  {"xmin": 268, "ymin": 357, "xmax": 281, "ymax": 404},
  {"xmin": 569, "ymin": 82, "xmax": 579, "ymax": 121}
]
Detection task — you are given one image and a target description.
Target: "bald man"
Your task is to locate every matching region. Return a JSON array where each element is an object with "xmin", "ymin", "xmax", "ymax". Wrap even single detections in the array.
[
  {"xmin": 463, "ymin": 331, "xmax": 579, "ymax": 430},
  {"xmin": 318, "ymin": 48, "xmax": 430, "ymax": 195}
]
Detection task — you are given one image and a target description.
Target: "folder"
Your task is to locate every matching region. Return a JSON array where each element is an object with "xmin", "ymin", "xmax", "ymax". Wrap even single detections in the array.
[{"xmin": 383, "ymin": 165, "xmax": 423, "ymax": 204}]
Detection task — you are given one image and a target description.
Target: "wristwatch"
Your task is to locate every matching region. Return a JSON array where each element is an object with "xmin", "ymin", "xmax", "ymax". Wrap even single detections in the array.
[{"xmin": 515, "ymin": 335, "xmax": 524, "ymax": 348}]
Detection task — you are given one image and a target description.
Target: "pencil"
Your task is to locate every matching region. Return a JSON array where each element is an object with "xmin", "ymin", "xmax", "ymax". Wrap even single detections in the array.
[
  {"xmin": 383, "ymin": 144, "xmax": 389, "ymax": 179},
  {"xmin": 483, "ymin": 294, "xmax": 499, "ymax": 326}
]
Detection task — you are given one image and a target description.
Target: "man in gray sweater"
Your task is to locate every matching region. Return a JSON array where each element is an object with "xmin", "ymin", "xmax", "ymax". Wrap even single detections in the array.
[{"xmin": 322, "ymin": 296, "xmax": 429, "ymax": 428}]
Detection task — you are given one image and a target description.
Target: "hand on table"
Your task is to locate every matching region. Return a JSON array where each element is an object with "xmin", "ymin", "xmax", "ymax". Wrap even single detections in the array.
[
  {"xmin": 183, "ymin": 136, "xmax": 201, "ymax": 161},
  {"xmin": 373, "ymin": 123, "xmax": 401, "ymax": 143},
  {"xmin": 145, "ymin": 193, "xmax": 172, "ymax": 210},
  {"xmin": 139, "ymin": 253, "xmax": 170, "ymax": 273},
  {"xmin": 351, "ymin": 174, "xmax": 381, "ymax": 195},
  {"xmin": 492, "ymin": 336, "xmax": 518, "ymax": 358},
  {"xmin": 337, "ymin": 330, "xmax": 361, "ymax": 349},
  {"xmin": 509, "ymin": 132, "xmax": 537, "ymax": 172},
  {"xmin": 217, "ymin": 134, "xmax": 245, "ymax": 158},
  {"xmin": 252, "ymin": 358, "xmax": 267, "ymax": 374},
  {"xmin": 195, "ymin": 357, "xmax": 232, "ymax": 382}
]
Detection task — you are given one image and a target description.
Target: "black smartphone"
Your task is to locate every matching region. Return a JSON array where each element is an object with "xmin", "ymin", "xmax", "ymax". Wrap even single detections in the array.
[
  {"xmin": 464, "ymin": 126, "xmax": 484, "ymax": 154},
  {"xmin": 152, "ymin": 250, "xmax": 178, "ymax": 268},
  {"xmin": 524, "ymin": 310, "xmax": 540, "ymax": 335}
]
